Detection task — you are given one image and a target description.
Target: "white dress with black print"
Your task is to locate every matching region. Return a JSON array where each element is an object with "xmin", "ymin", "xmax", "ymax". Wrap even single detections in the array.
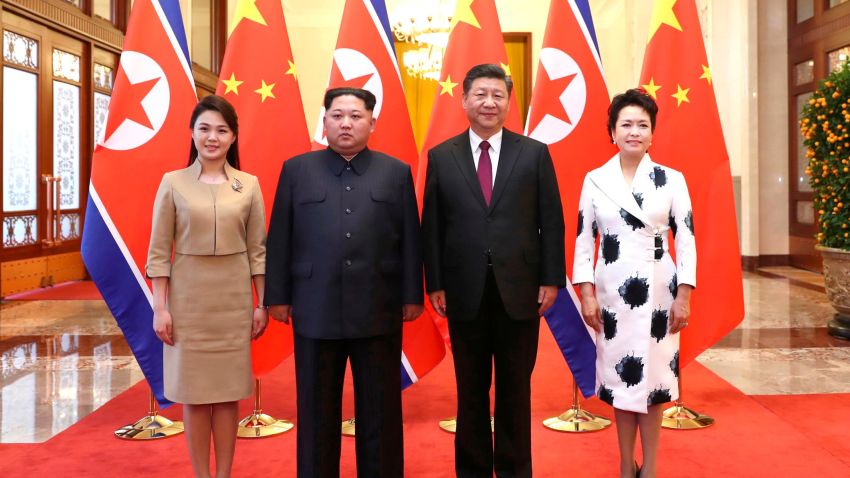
[{"xmin": 572, "ymin": 154, "xmax": 696, "ymax": 414}]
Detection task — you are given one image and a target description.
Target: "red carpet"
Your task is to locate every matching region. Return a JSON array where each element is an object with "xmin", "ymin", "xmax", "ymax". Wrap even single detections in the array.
[
  {"xmin": 5, "ymin": 280, "xmax": 102, "ymax": 300},
  {"xmin": 1, "ymin": 326, "xmax": 847, "ymax": 477}
]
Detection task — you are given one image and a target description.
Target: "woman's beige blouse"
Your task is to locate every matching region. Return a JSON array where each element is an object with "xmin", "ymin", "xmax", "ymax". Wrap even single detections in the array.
[{"xmin": 146, "ymin": 160, "xmax": 266, "ymax": 278}]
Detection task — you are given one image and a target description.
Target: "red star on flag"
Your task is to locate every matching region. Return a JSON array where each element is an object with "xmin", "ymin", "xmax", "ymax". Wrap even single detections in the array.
[
  {"xmin": 527, "ymin": 66, "xmax": 576, "ymax": 133},
  {"xmin": 103, "ymin": 68, "xmax": 160, "ymax": 141},
  {"xmin": 330, "ymin": 58, "xmax": 374, "ymax": 90}
]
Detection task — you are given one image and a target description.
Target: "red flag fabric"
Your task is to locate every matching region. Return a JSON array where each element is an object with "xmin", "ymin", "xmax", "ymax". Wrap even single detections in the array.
[
  {"xmin": 311, "ymin": 0, "xmax": 445, "ymax": 385},
  {"xmin": 526, "ymin": 0, "xmax": 616, "ymax": 398},
  {"xmin": 417, "ymin": 0, "xmax": 522, "ymax": 346},
  {"xmin": 639, "ymin": 0, "xmax": 744, "ymax": 367},
  {"xmin": 216, "ymin": 0, "xmax": 310, "ymax": 377}
]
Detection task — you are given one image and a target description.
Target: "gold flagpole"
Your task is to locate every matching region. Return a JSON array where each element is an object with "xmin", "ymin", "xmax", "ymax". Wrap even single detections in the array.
[
  {"xmin": 542, "ymin": 379, "xmax": 611, "ymax": 432},
  {"xmin": 661, "ymin": 370, "xmax": 714, "ymax": 429},
  {"xmin": 341, "ymin": 417, "xmax": 356, "ymax": 437},
  {"xmin": 114, "ymin": 387, "xmax": 184, "ymax": 440},
  {"xmin": 237, "ymin": 379, "xmax": 294, "ymax": 438}
]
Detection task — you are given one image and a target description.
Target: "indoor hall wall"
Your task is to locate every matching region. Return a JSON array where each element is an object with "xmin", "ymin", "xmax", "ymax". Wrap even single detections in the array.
[{"xmin": 196, "ymin": 0, "xmax": 778, "ymax": 256}]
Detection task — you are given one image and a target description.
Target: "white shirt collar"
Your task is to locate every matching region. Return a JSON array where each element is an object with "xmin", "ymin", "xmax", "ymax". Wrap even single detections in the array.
[{"xmin": 469, "ymin": 128, "xmax": 503, "ymax": 154}]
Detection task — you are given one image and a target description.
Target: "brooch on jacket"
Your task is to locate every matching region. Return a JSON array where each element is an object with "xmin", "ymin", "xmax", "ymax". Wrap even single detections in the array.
[{"xmin": 231, "ymin": 178, "xmax": 243, "ymax": 193}]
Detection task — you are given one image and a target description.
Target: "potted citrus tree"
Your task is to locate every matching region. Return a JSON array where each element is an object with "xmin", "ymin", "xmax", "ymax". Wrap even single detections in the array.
[{"xmin": 801, "ymin": 61, "xmax": 850, "ymax": 339}]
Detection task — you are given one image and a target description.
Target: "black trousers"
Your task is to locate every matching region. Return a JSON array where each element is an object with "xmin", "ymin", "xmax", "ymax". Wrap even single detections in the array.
[
  {"xmin": 294, "ymin": 331, "xmax": 403, "ymax": 478},
  {"xmin": 449, "ymin": 268, "xmax": 540, "ymax": 478}
]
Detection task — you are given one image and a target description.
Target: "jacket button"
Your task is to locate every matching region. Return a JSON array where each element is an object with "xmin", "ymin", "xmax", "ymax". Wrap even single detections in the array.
[
  {"xmin": 345, "ymin": 186, "xmax": 352, "ymax": 191},
  {"xmin": 345, "ymin": 208, "xmax": 352, "ymax": 214},
  {"xmin": 344, "ymin": 259, "xmax": 352, "ymax": 266},
  {"xmin": 345, "ymin": 232, "xmax": 351, "ymax": 238}
]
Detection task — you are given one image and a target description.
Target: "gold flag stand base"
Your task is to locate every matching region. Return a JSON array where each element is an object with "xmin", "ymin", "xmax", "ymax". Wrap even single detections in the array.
[
  {"xmin": 542, "ymin": 381, "xmax": 611, "ymax": 433},
  {"xmin": 341, "ymin": 418, "xmax": 356, "ymax": 437},
  {"xmin": 238, "ymin": 379, "xmax": 294, "ymax": 438},
  {"xmin": 661, "ymin": 401, "xmax": 714, "ymax": 430},
  {"xmin": 438, "ymin": 416, "xmax": 494, "ymax": 434},
  {"xmin": 661, "ymin": 373, "xmax": 714, "ymax": 430},
  {"xmin": 114, "ymin": 390, "xmax": 183, "ymax": 440}
]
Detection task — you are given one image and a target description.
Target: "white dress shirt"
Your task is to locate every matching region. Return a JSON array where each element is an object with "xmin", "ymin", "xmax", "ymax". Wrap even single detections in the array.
[{"xmin": 469, "ymin": 129, "xmax": 503, "ymax": 188}]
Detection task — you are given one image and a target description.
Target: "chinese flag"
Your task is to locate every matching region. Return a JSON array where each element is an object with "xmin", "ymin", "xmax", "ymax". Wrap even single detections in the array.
[
  {"xmin": 639, "ymin": 0, "xmax": 744, "ymax": 367},
  {"xmin": 216, "ymin": 0, "xmax": 310, "ymax": 377},
  {"xmin": 417, "ymin": 0, "xmax": 522, "ymax": 346},
  {"xmin": 526, "ymin": 0, "xmax": 616, "ymax": 399},
  {"xmin": 312, "ymin": 0, "xmax": 445, "ymax": 386}
]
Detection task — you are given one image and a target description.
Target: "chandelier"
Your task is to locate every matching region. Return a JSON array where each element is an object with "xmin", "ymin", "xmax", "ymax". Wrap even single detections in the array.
[{"xmin": 390, "ymin": 3, "xmax": 453, "ymax": 81}]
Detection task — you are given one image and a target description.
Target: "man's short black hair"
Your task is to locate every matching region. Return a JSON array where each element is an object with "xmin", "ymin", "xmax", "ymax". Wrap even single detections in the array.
[
  {"xmin": 462, "ymin": 63, "xmax": 513, "ymax": 96},
  {"xmin": 324, "ymin": 87, "xmax": 377, "ymax": 111},
  {"xmin": 607, "ymin": 88, "xmax": 659, "ymax": 134}
]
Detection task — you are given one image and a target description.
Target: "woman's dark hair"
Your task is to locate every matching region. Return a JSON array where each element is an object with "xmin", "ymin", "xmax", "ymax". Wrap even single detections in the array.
[
  {"xmin": 187, "ymin": 95, "xmax": 240, "ymax": 170},
  {"xmin": 607, "ymin": 88, "xmax": 659, "ymax": 135}
]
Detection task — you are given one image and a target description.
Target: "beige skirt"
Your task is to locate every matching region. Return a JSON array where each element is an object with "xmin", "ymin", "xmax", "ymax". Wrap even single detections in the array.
[{"xmin": 164, "ymin": 252, "xmax": 253, "ymax": 404}]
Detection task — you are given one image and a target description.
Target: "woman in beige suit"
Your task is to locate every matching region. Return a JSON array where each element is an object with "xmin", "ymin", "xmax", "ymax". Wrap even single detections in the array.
[{"xmin": 146, "ymin": 95, "xmax": 267, "ymax": 478}]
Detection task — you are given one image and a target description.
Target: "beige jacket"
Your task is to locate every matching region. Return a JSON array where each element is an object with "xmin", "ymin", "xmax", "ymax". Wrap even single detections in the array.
[{"xmin": 146, "ymin": 160, "xmax": 266, "ymax": 278}]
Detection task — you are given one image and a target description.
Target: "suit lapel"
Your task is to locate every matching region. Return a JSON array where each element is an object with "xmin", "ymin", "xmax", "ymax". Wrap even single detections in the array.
[
  {"xmin": 489, "ymin": 129, "xmax": 520, "ymax": 212},
  {"xmin": 588, "ymin": 154, "xmax": 653, "ymax": 227},
  {"xmin": 450, "ymin": 131, "xmax": 488, "ymax": 211}
]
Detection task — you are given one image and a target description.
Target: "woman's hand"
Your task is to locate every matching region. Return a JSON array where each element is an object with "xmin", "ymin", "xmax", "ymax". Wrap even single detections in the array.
[
  {"xmin": 669, "ymin": 296, "xmax": 691, "ymax": 334},
  {"xmin": 252, "ymin": 307, "xmax": 269, "ymax": 339},
  {"xmin": 153, "ymin": 308, "xmax": 174, "ymax": 345},
  {"xmin": 578, "ymin": 283, "xmax": 602, "ymax": 333}
]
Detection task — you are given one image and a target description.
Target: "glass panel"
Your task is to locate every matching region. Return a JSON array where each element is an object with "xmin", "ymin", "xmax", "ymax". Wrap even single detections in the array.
[
  {"xmin": 830, "ymin": 0, "xmax": 849, "ymax": 7},
  {"xmin": 3, "ymin": 67, "xmax": 38, "ymax": 212},
  {"xmin": 191, "ymin": 0, "xmax": 212, "ymax": 69},
  {"xmin": 3, "ymin": 30, "xmax": 38, "ymax": 68},
  {"xmin": 796, "ymin": 201, "xmax": 815, "ymax": 224},
  {"xmin": 796, "ymin": 92, "xmax": 814, "ymax": 193},
  {"xmin": 94, "ymin": 92, "xmax": 111, "ymax": 147},
  {"xmin": 797, "ymin": 0, "xmax": 814, "ymax": 22},
  {"xmin": 52, "ymin": 49, "xmax": 81, "ymax": 82},
  {"xmin": 93, "ymin": 63, "xmax": 114, "ymax": 91},
  {"xmin": 53, "ymin": 81, "xmax": 81, "ymax": 209},
  {"xmin": 93, "ymin": 0, "xmax": 113, "ymax": 21},
  {"xmin": 3, "ymin": 215, "xmax": 38, "ymax": 247},
  {"xmin": 795, "ymin": 60, "xmax": 814, "ymax": 85},
  {"xmin": 59, "ymin": 213, "xmax": 80, "ymax": 241},
  {"xmin": 828, "ymin": 45, "xmax": 850, "ymax": 72}
]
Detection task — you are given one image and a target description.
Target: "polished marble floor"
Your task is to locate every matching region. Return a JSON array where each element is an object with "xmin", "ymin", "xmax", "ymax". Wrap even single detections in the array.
[{"xmin": 0, "ymin": 267, "xmax": 846, "ymax": 443}]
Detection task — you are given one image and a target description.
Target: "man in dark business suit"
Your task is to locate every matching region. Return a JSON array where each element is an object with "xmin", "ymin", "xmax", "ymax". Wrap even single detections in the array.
[
  {"xmin": 264, "ymin": 87, "xmax": 423, "ymax": 478},
  {"xmin": 422, "ymin": 64, "xmax": 566, "ymax": 478}
]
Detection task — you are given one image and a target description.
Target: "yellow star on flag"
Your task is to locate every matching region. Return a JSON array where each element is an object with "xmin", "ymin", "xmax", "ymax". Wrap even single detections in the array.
[
  {"xmin": 221, "ymin": 73, "xmax": 243, "ymax": 95},
  {"xmin": 254, "ymin": 80, "xmax": 276, "ymax": 102},
  {"xmin": 229, "ymin": 0, "xmax": 268, "ymax": 36},
  {"xmin": 641, "ymin": 78, "xmax": 662, "ymax": 99},
  {"xmin": 286, "ymin": 60, "xmax": 297, "ymax": 81},
  {"xmin": 672, "ymin": 84, "xmax": 690, "ymax": 106},
  {"xmin": 699, "ymin": 65, "xmax": 712, "ymax": 85},
  {"xmin": 450, "ymin": 0, "xmax": 481, "ymax": 30},
  {"xmin": 439, "ymin": 75, "xmax": 459, "ymax": 96},
  {"xmin": 500, "ymin": 62, "xmax": 512, "ymax": 77},
  {"xmin": 648, "ymin": 0, "xmax": 682, "ymax": 41}
]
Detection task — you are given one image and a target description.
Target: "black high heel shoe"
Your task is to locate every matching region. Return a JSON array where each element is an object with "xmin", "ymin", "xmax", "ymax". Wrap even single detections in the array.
[{"xmin": 635, "ymin": 461, "xmax": 641, "ymax": 478}]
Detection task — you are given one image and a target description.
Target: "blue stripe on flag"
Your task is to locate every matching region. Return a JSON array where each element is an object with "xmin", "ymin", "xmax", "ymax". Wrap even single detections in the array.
[
  {"xmin": 543, "ymin": 287, "xmax": 597, "ymax": 398},
  {"xmin": 369, "ymin": 0, "xmax": 396, "ymax": 55},
  {"xmin": 158, "ymin": 0, "xmax": 191, "ymax": 65},
  {"xmin": 574, "ymin": 0, "xmax": 600, "ymax": 55},
  {"xmin": 81, "ymin": 196, "xmax": 172, "ymax": 408},
  {"xmin": 401, "ymin": 364, "xmax": 414, "ymax": 390}
]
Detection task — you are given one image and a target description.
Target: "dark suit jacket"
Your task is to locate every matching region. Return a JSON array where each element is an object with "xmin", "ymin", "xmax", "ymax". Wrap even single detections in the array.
[
  {"xmin": 264, "ymin": 148, "xmax": 423, "ymax": 339},
  {"xmin": 422, "ymin": 129, "xmax": 566, "ymax": 321}
]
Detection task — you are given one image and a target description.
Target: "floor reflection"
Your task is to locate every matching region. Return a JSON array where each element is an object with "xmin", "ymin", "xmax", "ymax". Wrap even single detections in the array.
[{"xmin": 0, "ymin": 268, "xmax": 845, "ymax": 443}]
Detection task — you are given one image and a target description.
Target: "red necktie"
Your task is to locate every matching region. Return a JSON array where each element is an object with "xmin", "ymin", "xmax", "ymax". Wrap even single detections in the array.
[{"xmin": 477, "ymin": 140, "xmax": 492, "ymax": 205}]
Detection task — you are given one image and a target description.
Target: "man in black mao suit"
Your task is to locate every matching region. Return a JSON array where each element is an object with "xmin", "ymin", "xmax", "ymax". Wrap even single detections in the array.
[
  {"xmin": 265, "ymin": 88, "xmax": 423, "ymax": 478},
  {"xmin": 422, "ymin": 64, "xmax": 565, "ymax": 478}
]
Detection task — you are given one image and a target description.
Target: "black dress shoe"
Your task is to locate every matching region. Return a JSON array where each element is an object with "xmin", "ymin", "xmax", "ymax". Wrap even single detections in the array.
[{"xmin": 635, "ymin": 461, "xmax": 641, "ymax": 478}]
